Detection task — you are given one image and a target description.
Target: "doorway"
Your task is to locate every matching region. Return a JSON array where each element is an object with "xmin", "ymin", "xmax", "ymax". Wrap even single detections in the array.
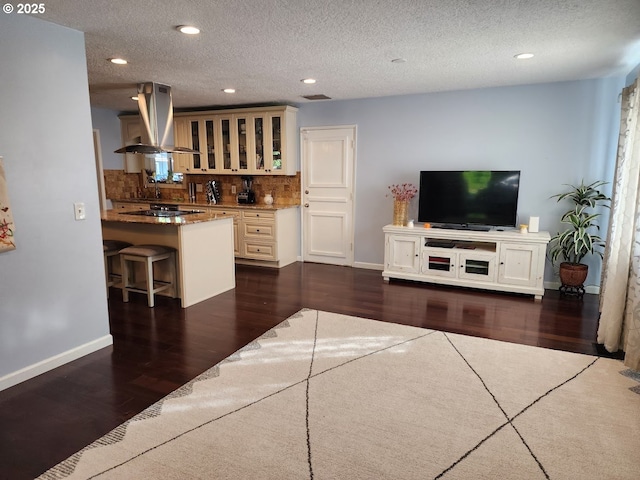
[
  {"xmin": 93, "ymin": 129, "xmax": 107, "ymax": 211},
  {"xmin": 300, "ymin": 126, "xmax": 356, "ymax": 266}
]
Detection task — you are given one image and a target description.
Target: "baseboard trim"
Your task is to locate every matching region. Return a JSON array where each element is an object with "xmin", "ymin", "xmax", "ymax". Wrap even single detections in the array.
[
  {"xmin": 353, "ymin": 261, "xmax": 383, "ymax": 270},
  {"xmin": 0, "ymin": 334, "xmax": 113, "ymax": 392}
]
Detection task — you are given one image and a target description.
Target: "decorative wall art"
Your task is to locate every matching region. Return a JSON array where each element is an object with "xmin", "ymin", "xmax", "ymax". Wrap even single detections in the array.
[{"xmin": 0, "ymin": 156, "xmax": 16, "ymax": 252}]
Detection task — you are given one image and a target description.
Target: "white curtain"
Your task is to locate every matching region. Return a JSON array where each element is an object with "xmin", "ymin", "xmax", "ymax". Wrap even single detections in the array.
[{"xmin": 598, "ymin": 77, "xmax": 640, "ymax": 370}]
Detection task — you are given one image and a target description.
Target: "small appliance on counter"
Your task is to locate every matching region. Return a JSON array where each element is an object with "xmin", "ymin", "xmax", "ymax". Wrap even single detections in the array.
[
  {"xmin": 206, "ymin": 180, "xmax": 222, "ymax": 204},
  {"xmin": 237, "ymin": 176, "xmax": 256, "ymax": 204}
]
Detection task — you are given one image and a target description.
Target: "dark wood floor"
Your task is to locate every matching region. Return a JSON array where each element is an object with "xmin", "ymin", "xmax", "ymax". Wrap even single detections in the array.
[{"xmin": 0, "ymin": 262, "xmax": 601, "ymax": 479}]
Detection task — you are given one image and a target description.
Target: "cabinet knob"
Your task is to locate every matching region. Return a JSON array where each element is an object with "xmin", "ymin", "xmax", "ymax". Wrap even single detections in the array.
[
  {"xmin": 304, "ymin": 203, "xmax": 309, "ymax": 208},
  {"xmin": 256, "ymin": 229, "xmax": 260, "ymax": 232},
  {"xmin": 305, "ymin": 190, "xmax": 309, "ymax": 194}
]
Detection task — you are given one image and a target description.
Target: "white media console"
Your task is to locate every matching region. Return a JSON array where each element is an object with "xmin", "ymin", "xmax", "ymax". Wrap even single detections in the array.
[{"xmin": 382, "ymin": 224, "xmax": 551, "ymax": 299}]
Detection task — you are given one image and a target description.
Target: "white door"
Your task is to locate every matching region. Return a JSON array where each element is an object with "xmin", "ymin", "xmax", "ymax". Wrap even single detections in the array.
[{"xmin": 301, "ymin": 126, "xmax": 356, "ymax": 266}]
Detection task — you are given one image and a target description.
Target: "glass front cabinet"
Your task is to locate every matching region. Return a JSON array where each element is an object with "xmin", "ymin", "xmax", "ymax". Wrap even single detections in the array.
[
  {"xmin": 173, "ymin": 106, "xmax": 297, "ymax": 175},
  {"xmin": 421, "ymin": 248, "xmax": 496, "ymax": 282}
]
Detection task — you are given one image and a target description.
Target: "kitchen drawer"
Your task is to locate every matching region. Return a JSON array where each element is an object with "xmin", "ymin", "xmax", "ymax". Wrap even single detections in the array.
[
  {"xmin": 112, "ymin": 202, "xmax": 149, "ymax": 211},
  {"xmin": 198, "ymin": 207, "xmax": 240, "ymax": 217},
  {"xmin": 242, "ymin": 210, "xmax": 275, "ymax": 220},
  {"xmin": 186, "ymin": 206, "xmax": 240, "ymax": 219},
  {"xmin": 242, "ymin": 242, "xmax": 276, "ymax": 261},
  {"xmin": 215, "ymin": 209, "xmax": 241, "ymax": 218},
  {"xmin": 242, "ymin": 222, "xmax": 274, "ymax": 239}
]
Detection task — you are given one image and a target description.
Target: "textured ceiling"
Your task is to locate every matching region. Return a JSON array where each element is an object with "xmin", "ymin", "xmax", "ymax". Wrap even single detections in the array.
[{"xmin": 34, "ymin": 0, "xmax": 640, "ymax": 112}]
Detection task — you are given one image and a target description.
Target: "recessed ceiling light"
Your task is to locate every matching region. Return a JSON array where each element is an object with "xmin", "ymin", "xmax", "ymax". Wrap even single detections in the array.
[
  {"xmin": 514, "ymin": 53, "xmax": 534, "ymax": 60},
  {"xmin": 391, "ymin": 58, "xmax": 407, "ymax": 63},
  {"xmin": 301, "ymin": 78, "xmax": 316, "ymax": 84},
  {"xmin": 109, "ymin": 58, "xmax": 128, "ymax": 65},
  {"xmin": 177, "ymin": 25, "xmax": 200, "ymax": 35},
  {"xmin": 223, "ymin": 88, "xmax": 236, "ymax": 93}
]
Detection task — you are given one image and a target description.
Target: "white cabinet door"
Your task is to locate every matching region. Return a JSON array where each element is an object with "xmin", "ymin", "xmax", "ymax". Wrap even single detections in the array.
[
  {"xmin": 421, "ymin": 248, "xmax": 456, "ymax": 278},
  {"xmin": 422, "ymin": 249, "xmax": 496, "ymax": 281},
  {"xmin": 458, "ymin": 251, "xmax": 497, "ymax": 282},
  {"xmin": 387, "ymin": 235, "xmax": 420, "ymax": 273},
  {"xmin": 498, "ymin": 243, "xmax": 539, "ymax": 287},
  {"xmin": 120, "ymin": 116, "xmax": 144, "ymax": 173}
]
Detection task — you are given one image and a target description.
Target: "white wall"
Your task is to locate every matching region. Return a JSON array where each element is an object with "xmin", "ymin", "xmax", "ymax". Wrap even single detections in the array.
[
  {"xmin": 0, "ymin": 15, "xmax": 111, "ymax": 389},
  {"xmin": 298, "ymin": 78, "xmax": 625, "ymax": 287},
  {"xmin": 91, "ymin": 107, "xmax": 124, "ymax": 170}
]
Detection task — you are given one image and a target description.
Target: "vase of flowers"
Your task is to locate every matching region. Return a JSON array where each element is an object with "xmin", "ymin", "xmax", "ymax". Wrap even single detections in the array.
[{"xmin": 388, "ymin": 183, "xmax": 418, "ymax": 226}]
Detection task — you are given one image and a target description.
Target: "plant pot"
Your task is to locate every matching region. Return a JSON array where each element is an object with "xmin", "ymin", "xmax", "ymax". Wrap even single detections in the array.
[{"xmin": 559, "ymin": 262, "xmax": 588, "ymax": 287}]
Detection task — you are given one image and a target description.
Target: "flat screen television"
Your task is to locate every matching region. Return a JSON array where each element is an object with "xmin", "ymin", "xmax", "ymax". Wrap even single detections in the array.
[{"xmin": 418, "ymin": 170, "xmax": 520, "ymax": 230}]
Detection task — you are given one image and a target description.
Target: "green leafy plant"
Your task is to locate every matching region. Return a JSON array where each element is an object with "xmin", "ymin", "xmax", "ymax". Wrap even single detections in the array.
[{"xmin": 548, "ymin": 180, "xmax": 610, "ymax": 265}]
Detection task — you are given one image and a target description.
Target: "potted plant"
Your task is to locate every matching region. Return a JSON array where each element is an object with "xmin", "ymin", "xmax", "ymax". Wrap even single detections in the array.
[{"xmin": 548, "ymin": 180, "xmax": 610, "ymax": 293}]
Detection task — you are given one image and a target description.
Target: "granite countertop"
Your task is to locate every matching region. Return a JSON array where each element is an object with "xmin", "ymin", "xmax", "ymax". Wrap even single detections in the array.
[
  {"xmin": 101, "ymin": 209, "xmax": 233, "ymax": 226},
  {"xmin": 111, "ymin": 198, "xmax": 300, "ymax": 211}
]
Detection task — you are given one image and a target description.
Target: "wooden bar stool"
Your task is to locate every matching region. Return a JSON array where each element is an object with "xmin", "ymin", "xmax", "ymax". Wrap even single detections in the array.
[
  {"xmin": 120, "ymin": 245, "xmax": 177, "ymax": 307},
  {"xmin": 103, "ymin": 240, "xmax": 132, "ymax": 298}
]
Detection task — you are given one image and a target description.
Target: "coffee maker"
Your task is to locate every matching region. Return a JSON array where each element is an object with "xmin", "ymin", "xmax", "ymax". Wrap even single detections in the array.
[{"xmin": 237, "ymin": 176, "xmax": 256, "ymax": 204}]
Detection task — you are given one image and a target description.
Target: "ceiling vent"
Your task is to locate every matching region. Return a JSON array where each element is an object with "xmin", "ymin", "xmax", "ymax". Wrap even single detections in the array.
[{"xmin": 302, "ymin": 94, "xmax": 332, "ymax": 100}]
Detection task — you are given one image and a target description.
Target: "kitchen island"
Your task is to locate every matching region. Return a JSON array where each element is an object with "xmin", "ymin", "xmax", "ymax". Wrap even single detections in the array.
[
  {"xmin": 111, "ymin": 199, "xmax": 300, "ymax": 268},
  {"xmin": 101, "ymin": 209, "xmax": 235, "ymax": 308}
]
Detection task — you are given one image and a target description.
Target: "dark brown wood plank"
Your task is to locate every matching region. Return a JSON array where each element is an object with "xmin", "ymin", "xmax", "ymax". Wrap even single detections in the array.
[{"xmin": 0, "ymin": 262, "xmax": 600, "ymax": 479}]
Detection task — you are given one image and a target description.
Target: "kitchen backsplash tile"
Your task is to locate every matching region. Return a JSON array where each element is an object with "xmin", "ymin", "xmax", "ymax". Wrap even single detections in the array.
[{"xmin": 104, "ymin": 170, "xmax": 301, "ymax": 206}]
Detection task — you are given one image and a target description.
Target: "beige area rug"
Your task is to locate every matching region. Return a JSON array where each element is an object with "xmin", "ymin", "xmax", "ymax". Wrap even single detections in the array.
[{"xmin": 39, "ymin": 309, "xmax": 640, "ymax": 479}]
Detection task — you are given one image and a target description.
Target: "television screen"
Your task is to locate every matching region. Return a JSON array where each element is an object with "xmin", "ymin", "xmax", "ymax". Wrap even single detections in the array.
[{"xmin": 418, "ymin": 170, "xmax": 520, "ymax": 228}]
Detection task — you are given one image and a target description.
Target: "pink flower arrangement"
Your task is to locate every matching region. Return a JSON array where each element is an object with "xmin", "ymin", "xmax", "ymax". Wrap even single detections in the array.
[{"xmin": 388, "ymin": 183, "xmax": 418, "ymax": 201}]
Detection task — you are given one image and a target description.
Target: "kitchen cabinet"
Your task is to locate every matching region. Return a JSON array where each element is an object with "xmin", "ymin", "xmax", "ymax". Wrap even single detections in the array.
[
  {"xmin": 173, "ymin": 106, "xmax": 298, "ymax": 175},
  {"xmin": 236, "ymin": 208, "xmax": 299, "ymax": 266},
  {"xmin": 382, "ymin": 225, "xmax": 550, "ymax": 299},
  {"xmin": 119, "ymin": 116, "xmax": 144, "ymax": 173},
  {"xmin": 200, "ymin": 206, "xmax": 298, "ymax": 267},
  {"xmin": 174, "ymin": 116, "xmax": 217, "ymax": 174}
]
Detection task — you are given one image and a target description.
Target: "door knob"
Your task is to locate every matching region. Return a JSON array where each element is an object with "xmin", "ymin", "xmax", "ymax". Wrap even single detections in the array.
[{"xmin": 304, "ymin": 203, "xmax": 309, "ymax": 207}]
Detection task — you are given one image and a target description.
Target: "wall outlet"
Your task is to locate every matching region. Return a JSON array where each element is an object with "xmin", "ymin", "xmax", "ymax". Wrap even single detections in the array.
[
  {"xmin": 231, "ymin": 185, "xmax": 236, "ymax": 194},
  {"xmin": 74, "ymin": 202, "xmax": 86, "ymax": 221}
]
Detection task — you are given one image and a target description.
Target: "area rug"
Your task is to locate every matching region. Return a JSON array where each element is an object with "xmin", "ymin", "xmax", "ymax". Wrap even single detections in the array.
[{"xmin": 39, "ymin": 309, "xmax": 640, "ymax": 479}]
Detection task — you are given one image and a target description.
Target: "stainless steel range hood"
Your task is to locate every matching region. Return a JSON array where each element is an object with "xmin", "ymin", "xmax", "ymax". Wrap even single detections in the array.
[{"xmin": 114, "ymin": 82, "xmax": 199, "ymax": 154}]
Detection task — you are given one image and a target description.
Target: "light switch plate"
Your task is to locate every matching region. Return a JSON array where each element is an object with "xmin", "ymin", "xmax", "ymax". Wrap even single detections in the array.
[{"xmin": 74, "ymin": 202, "xmax": 86, "ymax": 220}]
